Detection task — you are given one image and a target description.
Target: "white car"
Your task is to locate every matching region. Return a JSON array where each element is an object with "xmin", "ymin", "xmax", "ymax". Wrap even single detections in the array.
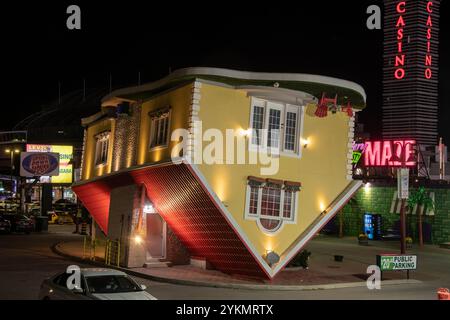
[{"xmin": 38, "ymin": 268, "xmax": 157, "ymax": 300}]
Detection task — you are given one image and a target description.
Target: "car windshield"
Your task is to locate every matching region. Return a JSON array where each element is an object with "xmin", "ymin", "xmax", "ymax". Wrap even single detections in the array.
[{"xmin": 85, "ymin": 275, "xmax": 143, "ymax": 294}]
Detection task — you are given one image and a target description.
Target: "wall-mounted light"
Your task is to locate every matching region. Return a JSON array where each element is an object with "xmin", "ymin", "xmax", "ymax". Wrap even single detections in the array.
[
  {"xmin": 264, "ymin": 250, "xmax": 280, "ymax": 267},
  {"xmin": 143, "ymin": 203, "xmax": 155, "ymax": 213},
  {"xmin": 134, "ymin": 235, "xmax": 143, "ymax": 245},
  {"xmin": 238, "ymin": 128, "xmax": 252, "ymax": 138},
  {"xmin": 301, "ymin": 138, "xmax": 310, "ymax": 149}
]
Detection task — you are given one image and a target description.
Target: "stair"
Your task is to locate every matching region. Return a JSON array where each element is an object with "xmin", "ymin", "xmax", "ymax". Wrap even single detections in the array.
[{"xmin": 144, "ymin": 258, "xmax": 171, "ymax": 268}]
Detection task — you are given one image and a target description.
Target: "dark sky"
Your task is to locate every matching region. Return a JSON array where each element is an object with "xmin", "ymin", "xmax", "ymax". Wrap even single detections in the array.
[{"xmin": 2, "ymin": 1, "xmax": 449, "ymax": 142}]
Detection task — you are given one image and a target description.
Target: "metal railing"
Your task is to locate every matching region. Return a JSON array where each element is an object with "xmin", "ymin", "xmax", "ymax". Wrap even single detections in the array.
[
  {"xmin": 82, "ymin": 236, "xmax": 121, "ymax": 267},
  {"xmin": 105, "ymin": 239, "xmax": 121, "ymax": 267}
]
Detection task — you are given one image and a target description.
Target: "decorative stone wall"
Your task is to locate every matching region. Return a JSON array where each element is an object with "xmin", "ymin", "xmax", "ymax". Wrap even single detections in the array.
[
  {"xmin": 346, "ymin": 115, "xmax": 356, "ymax": 181},
  {"xmin": 186, "ymin": 81, "xmax": 202, "ymax": 161},
  {"xmin": 111, "ymin": 103, "xmax": 141, "ymax": 172},
  {"xmin": 339, "ymin": 186, "xmax": 450, "ymax": 244}
]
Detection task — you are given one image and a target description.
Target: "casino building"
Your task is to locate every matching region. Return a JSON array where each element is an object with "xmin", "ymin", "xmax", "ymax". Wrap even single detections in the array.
[
  {"xmin": 382, "ymin": 0, "xmax": 440, "ymax": 146},
  {"xmin": 72, "ymin": 67, "xmax": 367, "ymax": 279}
]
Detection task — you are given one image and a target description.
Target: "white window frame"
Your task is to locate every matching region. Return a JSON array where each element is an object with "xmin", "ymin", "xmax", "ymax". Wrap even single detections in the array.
[
  {"xmin": 94, "ymin": 131, "xmax": 110, "ymax": 167},
  {"xmin": 149, "ymin": 109, "xmax": 171, "ymax": 151},
  {"xmin": 244, "ymin": 183, "xmax": 299, "ymax": 235},
  {"xmin": 249, "ymin": 98, "xmax": 304, "ymax": 158}
]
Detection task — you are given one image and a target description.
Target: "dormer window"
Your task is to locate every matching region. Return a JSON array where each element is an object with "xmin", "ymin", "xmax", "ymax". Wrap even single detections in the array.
[
  {"xmin": 94, "ymin": 131, "xmax": 110, "ymax": 166},
  {"xmin": 245, "ymin": 176, "xmax": 301, "ymax": 234},
  {"xmin": 149, "ymin": 107, "xmax": 171, "ymax": 150},
  {"xmin": 249, "ymin": 98, "xmax": 304, "ymax": 157}
]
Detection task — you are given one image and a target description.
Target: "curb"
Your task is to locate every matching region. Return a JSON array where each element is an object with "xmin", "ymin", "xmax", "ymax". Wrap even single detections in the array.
[{"xmin": 51, "ymin": 241, "xmax": 422, "ymax": 291}]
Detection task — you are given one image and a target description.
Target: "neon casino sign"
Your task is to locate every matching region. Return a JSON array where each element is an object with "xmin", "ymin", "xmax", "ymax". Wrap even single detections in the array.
[
  {"xmin": 394, "ymin": 1, "xmax": 406, "ymax": 80},
  {"xmin": 393, "ymin": 1, "xmax": 434, "ymax": 80},
  {"xmin": 425, "ymin": 1, "xmax": 433, "ymax": 79}
]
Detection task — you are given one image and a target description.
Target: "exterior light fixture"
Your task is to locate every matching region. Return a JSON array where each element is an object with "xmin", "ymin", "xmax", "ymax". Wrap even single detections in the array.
[
  {"xmin": 239, "ymin": 128, "xmax": 251, "ymax": 138},
  {"xmin": 5, "ymin": 149, "xmax": 10, "ymax": 154},
  {"xmin": 264, "ymin": 250, "xmax": 280, "ymax": 267},
  {"xmin": 143, "ymin": 204, "xmax": 155, "ymax": 213},
  {"xmin": 301, "ymin": 138, "xmax": 310, "ymax": 149},
  {"xmin": 134, "ymin": 235, "xmax": 143, "ymax": 245},
  {"xmin": 14, "ymin": 149, "xmax": 20, "ymax": 154}
]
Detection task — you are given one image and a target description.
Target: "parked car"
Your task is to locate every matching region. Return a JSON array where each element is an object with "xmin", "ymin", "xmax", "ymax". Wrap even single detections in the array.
[
  {"xmin": 0, "ymin": 216, "xmax": 11, "ymax": 234},
  {"xmin": 38, "ymin": 268, "xmax": 157, "ymax": 300},
  {"xmin": 48, "ymin": 211, "xmax": 74, "ymax": 225},
  {"xmin": 2, "ymin": 214, "xmax": 34, "ymax": 234},
  {"xmin": 53, "ymin": 199, "xmax": 77, "ymax": 213}
]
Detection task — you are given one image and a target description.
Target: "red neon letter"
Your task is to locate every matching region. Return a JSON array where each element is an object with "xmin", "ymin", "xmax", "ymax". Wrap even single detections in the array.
[
  {"xmin": 381, "ymin": 141, "xmax": 393, "ymax": 166},
  {"xmin": 427, "ymin": 1, "xmax": 433, "ymax": 13},
  {"xmin": 397, "ymin": 1, "xmax": 406, "ymax": 13},
  {"xmin": 397, "ymin": 28, "xmax": 404, "ymax": 40},
  {"xmin": 396, "ymin": 15, "xmax": 405, "ymax": 27},
  {"xmin": 395, "ymin": 55, "xmax": 405, "ymax": 66},
  {"xmin": 365, "ymin": 141, "xmax": 381, "ymax": 166},
  {"xmin": 395, "ymin": 68, "xmax": 405, "ymax": 79},
  {"xmin": 425, "ymin": 68, "xmax": 432, "ymax": 79},
  {"xmin": 425, "ymin": 55, "xmax": 432, "ymax": 66},
  {"xmin": 427, "ymin": 16, "xmax": 433, "ymax": 27}
]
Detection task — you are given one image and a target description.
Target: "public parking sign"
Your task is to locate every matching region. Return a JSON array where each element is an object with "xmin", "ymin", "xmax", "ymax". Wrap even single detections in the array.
[{"xmin": 377, "ymin": 254, "xmax": 417, "ymax": 271}]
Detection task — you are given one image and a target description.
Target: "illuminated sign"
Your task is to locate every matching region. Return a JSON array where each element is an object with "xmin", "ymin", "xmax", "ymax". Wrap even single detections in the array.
[
  {"xmin": 20, "ymin": 152, "xmax": 59, "ymax": 177},
  {"xmin": 352, "ymin": 142, "xmax": 367, "ymax": 165},
  {"xmin": 394, "ymin": 1, "xmax": 406, "ymax": 80},
  {"xmin": 425, "ymin": 1, "xmax": 433, "ymax": 79},
  {"xmin": 364, "ymin": 140, "xmax": 416, "ymax": 167},
  {"xmin": 26, "ymin": 144, "xmax": 73, "ymax": 184}
]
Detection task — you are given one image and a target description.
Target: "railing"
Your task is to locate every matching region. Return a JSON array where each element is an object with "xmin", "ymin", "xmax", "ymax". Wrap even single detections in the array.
[
  {"xmin": 82, "ymin": 236, "xmax": 121, "ymax": 267},
  {"xmin": 105, "ymin": 239, "xmax": 121, "ymax": 267}
]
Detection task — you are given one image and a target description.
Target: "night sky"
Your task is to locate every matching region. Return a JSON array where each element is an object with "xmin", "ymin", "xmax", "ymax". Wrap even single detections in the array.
[{"xmin": 3, "ymin": 1, "xmax": 449, "ymax": 142}]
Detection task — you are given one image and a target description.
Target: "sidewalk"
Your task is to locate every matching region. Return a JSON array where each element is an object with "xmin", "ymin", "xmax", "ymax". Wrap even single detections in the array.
[{"xmin": 52, "ymin": 235, "xmax": 425, "ymax": 290}]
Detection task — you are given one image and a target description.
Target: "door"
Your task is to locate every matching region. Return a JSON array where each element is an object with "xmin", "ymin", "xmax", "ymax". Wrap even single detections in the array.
[{"xmin": 146, "ymin": 213, "xmax": 165, "ymax": 259}]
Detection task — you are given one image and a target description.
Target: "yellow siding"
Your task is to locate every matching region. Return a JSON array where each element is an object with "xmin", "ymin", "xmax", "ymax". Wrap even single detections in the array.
[
  {"xmin": 82, "ymin": 118, "xmax": 115, "ymax": 180},
  {"xmin": 197, "ymin": 83, "xmax": 350, "ymax": 257},
  {"xmin": 137, "ymin": 84, "xmax": 192, "ymax": 165}
]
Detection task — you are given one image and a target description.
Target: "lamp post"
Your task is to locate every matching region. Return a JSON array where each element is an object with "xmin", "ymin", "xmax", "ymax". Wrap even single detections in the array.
[{"xmin": 4, "ymin": 148, "xmax": 21, "ymax": 212}]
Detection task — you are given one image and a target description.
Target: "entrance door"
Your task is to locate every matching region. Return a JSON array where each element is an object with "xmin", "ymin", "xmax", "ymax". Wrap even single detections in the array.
[{"xmin": 146, "ymin": 213, "xmax": 165, "ymax": 259}]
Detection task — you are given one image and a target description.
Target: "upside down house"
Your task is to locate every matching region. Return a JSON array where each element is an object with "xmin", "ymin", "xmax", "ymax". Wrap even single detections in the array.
[{"xmin": 72, "ymin": 67, "xmax": 366, "ymax": 279}]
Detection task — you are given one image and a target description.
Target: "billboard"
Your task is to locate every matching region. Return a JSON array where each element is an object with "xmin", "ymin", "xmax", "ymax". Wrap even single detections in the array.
[
  {"xmin": 26, "ymin": 144, "xmax": 73, "ymax": 184},
  {"xmin": 20, "ymin": 152, "xmax": 59, "ymax": 177}
]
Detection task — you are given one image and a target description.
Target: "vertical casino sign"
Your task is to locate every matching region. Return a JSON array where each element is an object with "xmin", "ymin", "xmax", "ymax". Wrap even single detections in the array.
[
  {"xmin": 425, "ymin": 1, "xmax": 433, "ymax": 79},
  {"xmin": 391, "ymin": 1, "xmax": 436, "ymax": 80},
  {"xmin": 394, "ymin": 1, "xmax": 406, "ymax": 80}
]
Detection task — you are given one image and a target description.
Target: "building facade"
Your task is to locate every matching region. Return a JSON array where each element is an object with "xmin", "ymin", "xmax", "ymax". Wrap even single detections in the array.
[{"xmin": 73, "ymin": 67, "xmax": 367, "ymax": 279}]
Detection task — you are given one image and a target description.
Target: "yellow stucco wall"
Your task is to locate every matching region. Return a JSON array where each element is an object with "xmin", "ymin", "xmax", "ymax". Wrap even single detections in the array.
[
  {"xmin": 197, "ymin": 83, "xmax": 350, "ymax": 257},
  {"xmin": 137, "ymin": 84, "xmax": 192, "ymax": 165},
  {"xmin": 82, "ymin": 118, "xmax": 115, "ymax": 180}
]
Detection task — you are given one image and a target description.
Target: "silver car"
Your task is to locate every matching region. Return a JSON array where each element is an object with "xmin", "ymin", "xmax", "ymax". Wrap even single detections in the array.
[{"xmin": 38, "ymin": 268, "xmax": 157, "ymax": 300}]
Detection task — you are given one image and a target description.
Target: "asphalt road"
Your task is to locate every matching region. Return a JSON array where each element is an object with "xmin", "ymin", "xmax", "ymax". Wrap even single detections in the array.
[{"xmin": 0, "ymin": 225, "xmax": 448, "ymax": 300}]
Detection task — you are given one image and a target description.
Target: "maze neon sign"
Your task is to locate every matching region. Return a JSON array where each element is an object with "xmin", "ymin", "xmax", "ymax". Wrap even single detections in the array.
[{"xmin": 364, "ymin": 140, "xmax": 416, "ymax": 167}]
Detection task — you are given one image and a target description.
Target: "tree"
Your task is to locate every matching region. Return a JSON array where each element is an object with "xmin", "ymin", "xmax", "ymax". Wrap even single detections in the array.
[{"xmin": 407, "ymin": 187, "xmax": 434, "ymax": 247}]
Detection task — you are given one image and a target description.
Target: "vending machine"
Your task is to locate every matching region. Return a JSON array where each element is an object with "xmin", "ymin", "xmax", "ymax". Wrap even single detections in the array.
[{"xmin": 363, "ymin": 213, "xmax": 382, "ymax": 240}]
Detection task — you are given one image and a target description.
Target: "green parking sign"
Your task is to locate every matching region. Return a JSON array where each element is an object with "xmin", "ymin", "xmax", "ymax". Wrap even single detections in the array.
[{"xmin": 377, "ymin": 254, "xmax": 417, "ymax": 271}]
